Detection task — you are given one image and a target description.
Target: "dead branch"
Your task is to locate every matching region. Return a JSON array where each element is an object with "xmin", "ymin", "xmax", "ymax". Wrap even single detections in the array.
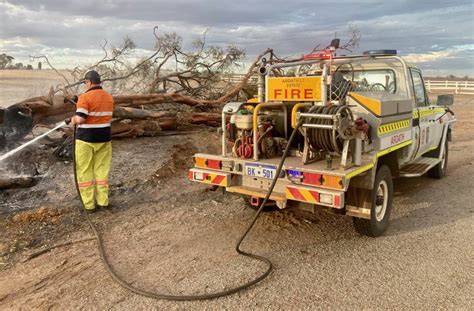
[
  {"xmin": 1, "ymin": 24, "xmax": 274, "ymax": 148},
  {"xmin": 29, "ymin": 55, "xmax": 71, "ymax": 87},
  {"xmin": 337, "ymin": 25, "xmax": 361, "ymax": 52}
]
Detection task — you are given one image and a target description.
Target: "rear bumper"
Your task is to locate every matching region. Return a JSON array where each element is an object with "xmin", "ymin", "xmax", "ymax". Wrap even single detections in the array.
[
  {"xmin": 188, "ymin": 168, "xmax": 231, "ymax": 187},
  {"xmin": 188, "ymin": 167, "xmax": 344, "ymax": 209}
]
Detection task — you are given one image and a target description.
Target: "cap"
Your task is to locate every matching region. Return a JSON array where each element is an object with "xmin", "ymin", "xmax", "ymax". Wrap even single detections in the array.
[{"xmin": 84, "ymin": 70, "xmax": 101, "ymax": 84}]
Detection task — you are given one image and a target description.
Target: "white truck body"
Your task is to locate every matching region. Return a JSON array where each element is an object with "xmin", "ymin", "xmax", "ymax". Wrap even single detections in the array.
[{"xmin": 188, "ymin": 50, "xmax": 455, "ymax": 236}]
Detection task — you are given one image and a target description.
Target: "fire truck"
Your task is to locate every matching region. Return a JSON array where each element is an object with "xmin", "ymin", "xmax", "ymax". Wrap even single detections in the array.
[{"xmin": 188, "ymin": 41, "xmax": 456, "ymax": 237}]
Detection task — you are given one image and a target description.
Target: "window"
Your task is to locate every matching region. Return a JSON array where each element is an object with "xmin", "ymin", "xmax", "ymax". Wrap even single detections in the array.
[
  {"xmin": 410, "ymin": 69, "xmax": 427, "ymax": 107},
  {"xmin": 342, "ymin": 69, "xmax": 397, "ymax": 93}
]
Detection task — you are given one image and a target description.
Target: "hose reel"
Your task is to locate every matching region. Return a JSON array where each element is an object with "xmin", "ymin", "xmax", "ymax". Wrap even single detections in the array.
[{"xmin": 298, "ymin": 104, "xmax": 355, "ymax": 164}]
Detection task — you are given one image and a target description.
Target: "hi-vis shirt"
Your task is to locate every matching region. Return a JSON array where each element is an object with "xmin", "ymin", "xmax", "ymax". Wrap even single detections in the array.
[{"xmin": 75, "ymin": 86, "xmax": 114, "ymax": 143}]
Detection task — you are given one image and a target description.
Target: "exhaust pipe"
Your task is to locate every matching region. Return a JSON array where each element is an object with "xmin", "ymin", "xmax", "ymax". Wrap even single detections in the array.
[{"xmin": 259, "ymin": 66, "xmax": 268, "ymax": 75}]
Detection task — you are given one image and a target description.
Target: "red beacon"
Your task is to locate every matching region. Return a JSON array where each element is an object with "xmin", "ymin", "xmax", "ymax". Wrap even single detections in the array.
[
  {"xmin": 303, "ymin": 38, "xmax": 340, "ymax": 60},
  {"xmin": 303, "ymin": 50, "xmax": 333, "ymax": 60}
]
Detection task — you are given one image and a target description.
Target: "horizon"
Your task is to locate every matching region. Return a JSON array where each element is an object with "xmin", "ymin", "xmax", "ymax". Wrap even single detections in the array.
[{"xmin": 0, "ymin": 66, "xmax": 473, "ymax": 80}]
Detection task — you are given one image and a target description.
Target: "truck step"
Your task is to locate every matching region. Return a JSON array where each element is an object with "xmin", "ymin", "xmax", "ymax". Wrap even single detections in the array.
[{"xmin": 399, "ymin": 157, "xmax": 440, "ymax": 177}]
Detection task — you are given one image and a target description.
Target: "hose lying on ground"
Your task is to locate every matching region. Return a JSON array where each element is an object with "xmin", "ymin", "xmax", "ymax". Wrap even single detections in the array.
[{"xmin": 73, "ymin": 118, "xmax": 303, "ymax": 301}]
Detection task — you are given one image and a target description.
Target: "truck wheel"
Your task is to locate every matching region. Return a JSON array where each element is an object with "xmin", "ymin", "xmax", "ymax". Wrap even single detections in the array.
[
  {"xmin": 427, "ymin": 141, "xmax": 448, "ymax": 179},
  {"xmin": 353, "ymin": 165, "xmax": 393, "ymax": 237}
]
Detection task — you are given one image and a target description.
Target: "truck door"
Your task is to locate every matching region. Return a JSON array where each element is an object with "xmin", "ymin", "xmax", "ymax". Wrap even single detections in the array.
[{"xmin": 410, "ymin": 68, "xmax": 433, "ymax": 157}]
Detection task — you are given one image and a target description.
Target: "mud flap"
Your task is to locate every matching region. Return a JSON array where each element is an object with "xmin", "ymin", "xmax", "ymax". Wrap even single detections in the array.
[{"xmin": 346, "ymin": 187, "xmax": 371, "ymax": 219}]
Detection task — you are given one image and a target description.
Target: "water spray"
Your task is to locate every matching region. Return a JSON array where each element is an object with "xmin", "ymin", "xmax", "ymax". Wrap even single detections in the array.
[{"xmin": 0, "ymin": 121, "xmax": 68, "ymax": 162}]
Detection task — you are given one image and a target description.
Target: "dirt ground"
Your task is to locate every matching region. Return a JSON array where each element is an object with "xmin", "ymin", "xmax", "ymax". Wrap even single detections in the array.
[{"xmin": 0, "ymin": 96, "xmax": 473, "ymax": 310}]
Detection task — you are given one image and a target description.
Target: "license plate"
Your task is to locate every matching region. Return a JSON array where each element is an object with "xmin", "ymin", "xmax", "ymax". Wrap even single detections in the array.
[{"xmin": 245, "ymin": 163, "xmax": 277, "ymax": 179}]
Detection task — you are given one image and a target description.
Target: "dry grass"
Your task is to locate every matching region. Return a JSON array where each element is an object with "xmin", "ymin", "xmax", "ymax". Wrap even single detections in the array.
[{"xmin": 0, "ymin": 70, "xmax": 73, "ymax": 108}]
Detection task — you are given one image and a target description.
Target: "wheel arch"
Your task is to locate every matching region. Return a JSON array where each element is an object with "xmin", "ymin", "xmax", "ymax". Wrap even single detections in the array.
[{"xmin": 376, "ymin": 151, "xmax": 400, "ymax": 178}]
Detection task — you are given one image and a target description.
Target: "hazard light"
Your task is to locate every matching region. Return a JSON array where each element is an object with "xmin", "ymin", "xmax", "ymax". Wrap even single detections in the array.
[
  {"xmin": 288, "ymin": 170, "xmax": 344, "ymax": 190},
  {"xmin": 286, "ymin": 185, "xmax": 344, "ymax": 209},
  {"xmin": 319, "ymin": 193, "xmax": 333, "ymax": 205},
  {"xmin": 194, "ymin": 171, "xmax": 204, "ymax": 181},
  {"xmin": 194, "ymin": 157, "xmax": 222, "ymax": 170},
  {"xmin": 303, "ymin": 51, "xmax": 332, "ymax": 60},
  {"xmin": 188, "ymin": 168, "xmax": 230, "ymax": 187},
  {"xmin": 362, "ymin": 50, "xmax": 397, "ymax": 56},
  {"xmin": 321, "ymin": 175, "xmax": 344, "ymax": 189}
]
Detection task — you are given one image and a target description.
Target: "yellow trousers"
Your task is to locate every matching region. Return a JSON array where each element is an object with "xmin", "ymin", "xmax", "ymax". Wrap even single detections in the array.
[{"xmin": 75, "ymin": 140, "xmax": 112, "ymax": 210}]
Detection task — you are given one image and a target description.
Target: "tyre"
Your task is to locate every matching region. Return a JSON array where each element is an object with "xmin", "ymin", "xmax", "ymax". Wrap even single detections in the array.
[
  {"xmin": 353, "ymin": 165, "xmax": 393, "ymax": 237},
  {"xmin": 427, "ymin": 141, "xmax": 448, "ymax": 179}
]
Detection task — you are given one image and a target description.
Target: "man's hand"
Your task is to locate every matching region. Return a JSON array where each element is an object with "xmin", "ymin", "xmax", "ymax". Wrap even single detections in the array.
[
  {"xmin": 66, "ymin": 116, "xmax": 86, "ymax": 126},
  {"xmin": 63, "ymin": 95, "xmax": 79, "ymax": 105}
]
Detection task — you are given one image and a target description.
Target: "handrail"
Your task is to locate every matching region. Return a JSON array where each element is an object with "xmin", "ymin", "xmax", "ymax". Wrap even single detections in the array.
[
  {"xmin": 222, "ymin": 74, "xmax": 474, "ymax": 94},
  {"xmin": 291, "ymin": 103, "xmax": 312, "ymax": 128},
  {"xmin": 252, "ymin": 102, "xmax": 286, "ymax": 160}
]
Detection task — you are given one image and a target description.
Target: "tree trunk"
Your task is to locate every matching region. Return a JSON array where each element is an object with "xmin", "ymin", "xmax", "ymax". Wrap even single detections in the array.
[{"xmin": 187, "ymin": 113, "xmax": 225, "ymax": 127}]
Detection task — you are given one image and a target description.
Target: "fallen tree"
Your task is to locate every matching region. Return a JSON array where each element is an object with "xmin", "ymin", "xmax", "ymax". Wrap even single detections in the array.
[
  {"xmin": 0, "ymin": 25, "xmax": 360, "ymax": 148},
  {"xmin": 0, "ymin": 26, "xmax": 273, "ymax": 147},
  {"xmin": 0, "ymin": 26, "xmax": 361, "ymax": 190}
]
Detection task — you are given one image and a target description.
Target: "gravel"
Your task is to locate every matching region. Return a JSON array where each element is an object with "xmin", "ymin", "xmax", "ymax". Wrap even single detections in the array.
[{"xmin": 0, "ymin": 96, "xmax": 472, "ymax": 310}]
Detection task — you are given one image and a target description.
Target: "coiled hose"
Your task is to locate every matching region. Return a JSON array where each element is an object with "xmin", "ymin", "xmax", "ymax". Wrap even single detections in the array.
[
  {"xmin": 73, "ymin": 118, "xmax": 304, "ymax": 301},
  {"xmin": 306, "ymin": 105, "xmax": 353, "ymax": 154}
]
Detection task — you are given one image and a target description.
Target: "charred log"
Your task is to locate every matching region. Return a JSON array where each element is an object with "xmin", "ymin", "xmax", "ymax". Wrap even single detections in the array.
[{"xmin": 0, "ymin": 176, "xmax": 40, "ymax": 190}]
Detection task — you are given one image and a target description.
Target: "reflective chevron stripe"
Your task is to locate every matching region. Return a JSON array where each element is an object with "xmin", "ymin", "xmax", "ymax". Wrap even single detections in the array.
[
  {"xmin": 378, "ymin": 119, "xmax": 410, "ymax": 135},
  {"xmin": 413, "ymin": 107, "xmax": 446, "ymax": 119},
  {"xmin": 286, "ymin": 186, "xmax": 319, "ymax": 204},
  {"xmin": 188, "ymin": 169, "xmax": 229, "ymax": 187},
  {"xmin": 286, "ymin": 185, "xmax": 343, "ymax": 208}
]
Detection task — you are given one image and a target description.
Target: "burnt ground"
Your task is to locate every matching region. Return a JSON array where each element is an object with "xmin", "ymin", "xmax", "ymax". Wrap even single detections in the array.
[{"xmin": 0, "ymin": 96, "xmax": 473, "ymax": 310}]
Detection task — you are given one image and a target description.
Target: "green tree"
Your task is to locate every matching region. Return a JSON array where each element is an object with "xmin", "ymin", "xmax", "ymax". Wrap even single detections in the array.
[{"xmin": 0, "ymin": 53, "xmax": 14, "ymax": 69}]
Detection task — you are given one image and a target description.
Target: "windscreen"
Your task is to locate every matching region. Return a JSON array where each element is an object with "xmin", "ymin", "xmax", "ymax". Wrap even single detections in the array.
[{"xmin": 342, "ymin": 69, "xmax": 396, "ymax": 93}]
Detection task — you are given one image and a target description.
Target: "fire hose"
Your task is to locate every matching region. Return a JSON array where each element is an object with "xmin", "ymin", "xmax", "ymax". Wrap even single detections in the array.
[
  {"xmin": 72, "ymin": 117, "xmax": 305, "ymax": 301},
  {"xmin": 305, "ymin": 105, "xmax": 353, "ymax": 154}
]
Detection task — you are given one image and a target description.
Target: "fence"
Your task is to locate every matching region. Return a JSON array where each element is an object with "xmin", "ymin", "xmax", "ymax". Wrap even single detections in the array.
[
  {"xmin": 222, "ymin": 74, "xmax": 258, "ymax": 84},
  {"xmin": 223, "ymin": 74, "xmax": 474, "ymax": 95},
  {"xmin": 424, "ymin": 80, "xmax": 474, "ymax": 95}
]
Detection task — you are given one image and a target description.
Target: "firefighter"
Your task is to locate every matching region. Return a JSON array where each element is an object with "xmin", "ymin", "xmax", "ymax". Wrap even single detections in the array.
[{"xmin": 67, "ymin": 70, "xmax": 114, "ymax": 213}]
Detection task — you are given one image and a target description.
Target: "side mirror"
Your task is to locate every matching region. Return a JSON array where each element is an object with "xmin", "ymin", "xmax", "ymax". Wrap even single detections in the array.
[
  {"xmin": 330, "ymin": 38, "xmax": 340, "ymax": 49},
  {"xmin": 437, "ymin": 94, "xmax": 454, "ymax": 106}
]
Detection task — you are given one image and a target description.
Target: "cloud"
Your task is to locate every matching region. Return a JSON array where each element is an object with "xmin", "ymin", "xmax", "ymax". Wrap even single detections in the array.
[
  {"xmin": 404, "ymin": 51, "xmax": 454, "ymax": 63},
  {"xmin": 1, "ymin": 0, "xmax": 473, "ymax": 75},
  {"xmin": 403, "ymin": 46, "xmax": 474, "ymax": 76}
]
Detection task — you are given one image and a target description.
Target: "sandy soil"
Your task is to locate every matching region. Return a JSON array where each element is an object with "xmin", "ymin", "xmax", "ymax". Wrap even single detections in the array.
[{"xmin": 0, "ymin": 96, "xmax": 473, "ymax": 310}]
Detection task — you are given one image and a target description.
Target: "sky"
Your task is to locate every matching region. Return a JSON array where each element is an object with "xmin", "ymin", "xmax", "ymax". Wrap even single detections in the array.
[{"xmin": 1, "ymin": 0, "xmax": 473, "ymax": 77}]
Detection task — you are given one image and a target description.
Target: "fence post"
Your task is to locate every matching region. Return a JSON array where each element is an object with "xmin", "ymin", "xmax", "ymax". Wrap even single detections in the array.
[
  {"xmin": 427, "ymin": 80, "xmax": 431, "ymax": 91},
  {"xmin": 455, "ymin": 81, "xmax": 458, "ymax": 94}
]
